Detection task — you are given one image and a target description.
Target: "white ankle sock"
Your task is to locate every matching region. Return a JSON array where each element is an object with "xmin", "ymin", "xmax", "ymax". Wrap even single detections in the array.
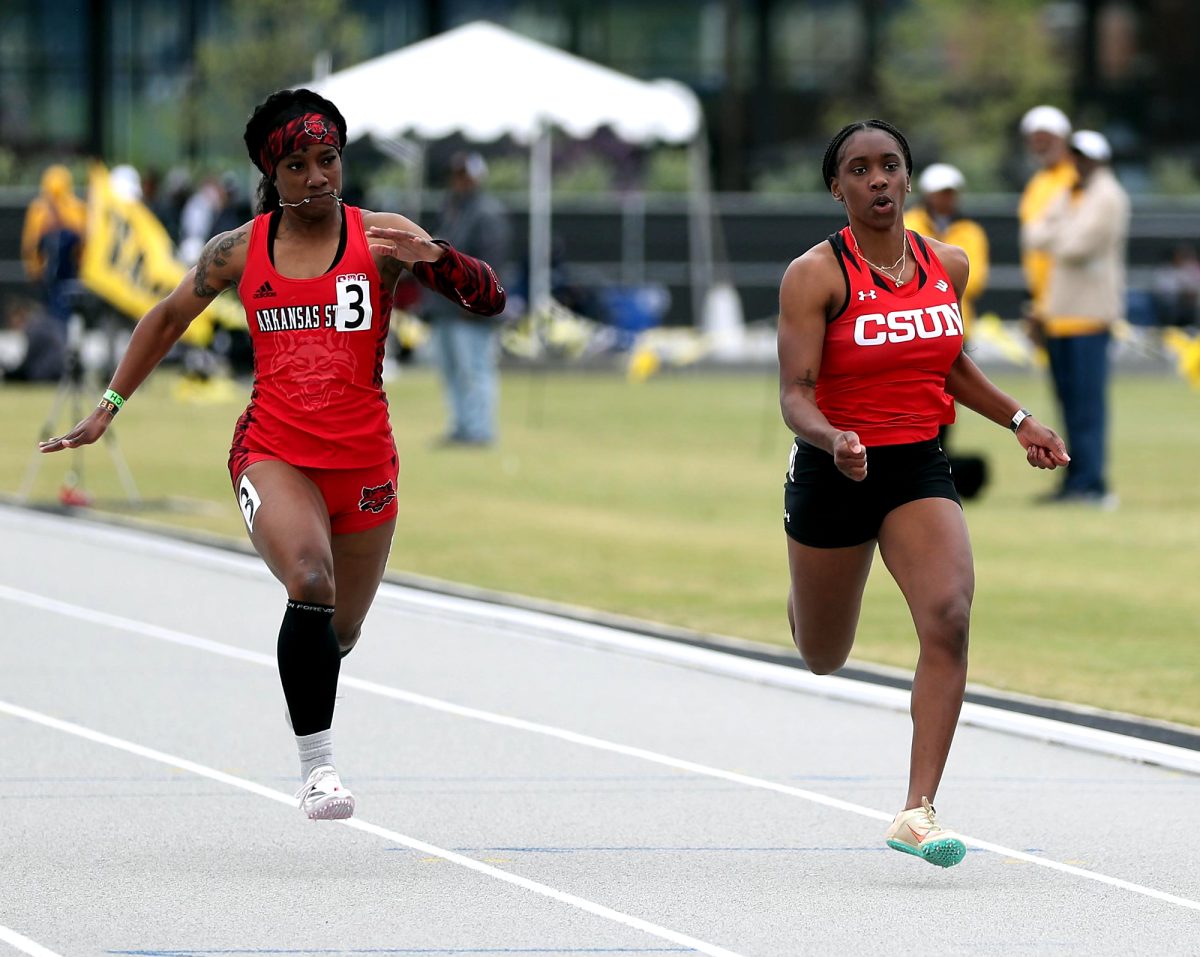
[{"xmin": 296, "ymin": 729, "xmax": 334, "ymax": 780}]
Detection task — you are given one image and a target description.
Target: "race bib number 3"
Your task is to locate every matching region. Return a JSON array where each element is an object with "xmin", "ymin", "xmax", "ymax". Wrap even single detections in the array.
[{"xmin": 335, "ymin": 279, "xmax": 373, "ymax": 332}]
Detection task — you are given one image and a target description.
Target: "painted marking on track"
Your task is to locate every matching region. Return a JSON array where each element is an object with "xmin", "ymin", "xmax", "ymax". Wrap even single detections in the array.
[
  {"xmin": 107, "ymin": 949, "xmax": 695, "ymax": 955},
  {"xmin": 0, "ymin": 699, "xmax": 742, "ymax": 957},
  {"xmin": 3, "ymin": 583, "xmax": 1200, "ymax": 915},
  {"xmin": 0, "ymin": 925, "xmax": 65, "ymax": 957}
]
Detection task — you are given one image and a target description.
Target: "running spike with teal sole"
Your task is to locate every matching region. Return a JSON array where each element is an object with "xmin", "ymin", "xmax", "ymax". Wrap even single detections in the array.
[{"xmin": 887, "ymin": 837, "xmax": 966, "ymax": 868}]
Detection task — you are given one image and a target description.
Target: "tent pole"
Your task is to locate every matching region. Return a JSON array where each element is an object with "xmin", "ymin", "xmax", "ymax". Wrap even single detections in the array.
[
  {"xmin": 410, "ymin": 140, "xmax": 426, "ymax": 222},
  {"xmin": 621, "ymin": 190, "xmax": 646, "ymax": 286},
  {"xmin": 368, "ymin": 134, "xmax": 426, "ymax": 220},
  {"xmin": 687, "ymin": 132, "xmax": 715, "ymax": 327},
  {"xmin": 529, "ymin": 121, "xmax": 553, "ymax": 314}
]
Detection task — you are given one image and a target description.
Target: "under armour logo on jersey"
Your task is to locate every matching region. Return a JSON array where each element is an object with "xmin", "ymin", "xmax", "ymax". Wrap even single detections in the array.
[
  {"xmin": 858, "ymin": 290, "xmax": 878, "ymax": 301},
  {"xmin": 935, "ymin": 279, "xmax": 949, "ymax": 293}
]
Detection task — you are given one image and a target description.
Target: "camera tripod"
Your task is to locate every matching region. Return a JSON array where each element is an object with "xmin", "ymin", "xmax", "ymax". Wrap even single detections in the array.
[{"xmin": 17, "ymin": 311, "xmax": 141, "ymax": 508}]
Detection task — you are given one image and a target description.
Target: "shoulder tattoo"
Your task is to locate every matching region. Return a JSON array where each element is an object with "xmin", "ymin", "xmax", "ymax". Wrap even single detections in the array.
[{"xmin": 193, "ymin": 229, "xmax": 247, "ymax": 297}]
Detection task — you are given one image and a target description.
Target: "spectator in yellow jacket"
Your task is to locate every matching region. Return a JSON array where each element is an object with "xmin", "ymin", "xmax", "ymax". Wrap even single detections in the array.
[
  {"xmin": 1017, "ymin": 106, "xmax": 1076, "ymax": 326},
  {"xmin": 905, "ymin": 163, "xmax": 993, "ymax": 499},
  {"xmin": 905, "ymin": 163, "xmax": 989, "ymax": 337},
  {"xmin": 20, "ymin": 165, "xmax": 87, "ymax": 325}
]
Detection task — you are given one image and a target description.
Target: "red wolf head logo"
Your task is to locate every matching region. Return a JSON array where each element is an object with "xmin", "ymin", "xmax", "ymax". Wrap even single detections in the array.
[
  {"xmin": 358, "ymin": 480, "xmax": 396, "ymax": 513},
  {"xmin": 303, "ymin": 117, "xmax": 328, "ymax": 140},
  {"xmin": 268, "ymin": 333, "xmax": 357, "ymax": 412}
]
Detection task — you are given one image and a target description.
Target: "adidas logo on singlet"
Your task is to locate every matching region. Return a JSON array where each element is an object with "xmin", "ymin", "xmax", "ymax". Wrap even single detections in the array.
[{"xmin": 253, "ymin": 281, "xmax": 277, "ymax": 299}]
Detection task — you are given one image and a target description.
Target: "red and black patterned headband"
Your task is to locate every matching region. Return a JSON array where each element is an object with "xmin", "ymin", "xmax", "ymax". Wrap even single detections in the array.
[{"xmin": 258, "ymin": 112, "xmax": 342, "ymax": 178}]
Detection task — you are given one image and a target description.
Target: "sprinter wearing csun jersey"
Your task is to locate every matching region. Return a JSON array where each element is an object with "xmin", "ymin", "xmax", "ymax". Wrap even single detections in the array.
[{"xmin": 776, "ymin": 119, "xmax": 1069, "ymax": 868}]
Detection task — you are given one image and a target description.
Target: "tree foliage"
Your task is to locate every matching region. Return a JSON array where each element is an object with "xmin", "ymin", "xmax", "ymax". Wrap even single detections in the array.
[
  {"xmin": 834, "ymin": 0, "xmax": 1072, "ymax": 190},
  {"xmin": 190, "ymin": 0, "xmax": 367, "ymax": 163}
]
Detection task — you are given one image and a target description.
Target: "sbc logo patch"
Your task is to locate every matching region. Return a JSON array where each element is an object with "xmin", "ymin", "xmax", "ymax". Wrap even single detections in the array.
[{"xmin": 359, "ymin": 481, "xmax": 397, "ymax": 513}]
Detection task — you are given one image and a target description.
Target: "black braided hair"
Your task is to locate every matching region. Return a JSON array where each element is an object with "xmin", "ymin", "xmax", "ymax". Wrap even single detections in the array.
[
  {"xmin": 243, "ymin": 88, "xmax": 348, "ymax": 214},
  {"xmin": 821, "ymin": 119, "xmax": 913, "ymax": 191}
]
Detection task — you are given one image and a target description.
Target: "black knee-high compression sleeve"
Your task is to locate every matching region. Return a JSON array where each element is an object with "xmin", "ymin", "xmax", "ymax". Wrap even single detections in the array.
[{"xmin": 277, "ymin": 600, "xmax": 341, "ymax": 736}]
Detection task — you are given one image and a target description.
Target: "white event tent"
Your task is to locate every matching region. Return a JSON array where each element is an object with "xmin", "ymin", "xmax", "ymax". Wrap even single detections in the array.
[{"xmin": 312, "ymin": 21, "xmax": 727, "ymax": 331}]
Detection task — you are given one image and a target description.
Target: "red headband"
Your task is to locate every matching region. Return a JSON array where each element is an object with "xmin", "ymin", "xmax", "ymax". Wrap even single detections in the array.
[{"xmin": 259, "ymin": 112, "xmax": 342, "ymax": 178}]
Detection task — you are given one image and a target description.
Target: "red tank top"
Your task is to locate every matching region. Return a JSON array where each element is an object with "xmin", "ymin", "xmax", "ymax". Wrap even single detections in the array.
[
  {"xmin": 230, "ymin": 205, "xmax": 394, "ymax": 471},
  {"xmin": 816, "ymin": 227, "xmax": 963, "ymax": 446}
]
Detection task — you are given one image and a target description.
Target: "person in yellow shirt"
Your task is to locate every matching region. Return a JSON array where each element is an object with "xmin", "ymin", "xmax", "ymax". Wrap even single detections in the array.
[
  {"xmin": 20, "ymin": 165, "xmax": 88, "ymax": 326},
  {"xmin": 1017, "ymin": 105, "xmax": 1077, "ymax": 331},
  {"xmin": 905, "ymin": 163, "xmax": 989, "ymax": 337},
  {"xmin": 905, "ymin": 162, "xmax": 992, "ymax": 499}
]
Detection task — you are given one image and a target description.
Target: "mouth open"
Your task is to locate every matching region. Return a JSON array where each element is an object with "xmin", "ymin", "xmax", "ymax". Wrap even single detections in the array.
[{"xmin": 872, "ymin": 195, "xmax": 894, "ymax": 209}]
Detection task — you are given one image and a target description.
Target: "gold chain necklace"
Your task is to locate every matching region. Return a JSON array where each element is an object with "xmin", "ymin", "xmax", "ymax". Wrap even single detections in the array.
[{"xmin": 850, "ymin": 229, "xmax": 909, "ymax": 286}]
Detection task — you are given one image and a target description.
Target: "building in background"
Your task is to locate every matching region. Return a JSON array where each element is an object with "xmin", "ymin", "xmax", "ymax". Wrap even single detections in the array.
[
  {"xmin": 2, "ymin": 0, "xmax": 1199, "ymax": 192},
  {"xmin": 2, "ymin": 0, "xmax": 1198, "ymax": 328}
]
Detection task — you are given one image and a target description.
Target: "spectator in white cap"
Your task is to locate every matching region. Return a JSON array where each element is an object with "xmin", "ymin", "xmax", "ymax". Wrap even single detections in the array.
[
  {"xmin": 905, "ymin": 163, "xmax": 993, "ymax": 499},
  {"xmin": 905, "ymin": 163, "xmax": 990, "ymax": 335},
  {"xmin": 1020, "ymin": 106, "xmax": 1072, "ymax": 152},
  {"xmin": 1021, "ymin": 128, "xmax": 1128, "ymax": 508},
  {"xmin": 1017, "ymin": 105, "xmax": 1076, "ymax": 330}
]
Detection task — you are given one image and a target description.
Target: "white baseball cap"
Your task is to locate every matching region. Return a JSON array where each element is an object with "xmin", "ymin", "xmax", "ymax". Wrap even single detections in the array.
[
  {"xmin": 110, "ymin": 164, "xmax": 143, "ymax": 201},
  {"xmin": 1069, "ymin": 130, "xmax": 1112, "ymax": 162},
  {"xmin": 451, "ymin": 151, "xmax": 488, "ymax": 180},
  {"xmin": 1020, "ymin": 105, "xmax": 1072, "ymax": 138},
  {"xmin": 918, "ymin": 163, "xmax": 966, "ymax": 194}
]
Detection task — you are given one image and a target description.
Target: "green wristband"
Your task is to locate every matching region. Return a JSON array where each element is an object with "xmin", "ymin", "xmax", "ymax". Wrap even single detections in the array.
[{"xmin": 102, "ymin": 388, "xmax": 126, "ymax": 409}]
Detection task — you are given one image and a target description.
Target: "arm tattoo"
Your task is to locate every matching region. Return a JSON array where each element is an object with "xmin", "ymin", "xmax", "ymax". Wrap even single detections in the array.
[
  {"xmin": 193, "ymin": 229, "xmax": 247, "ymax": 297},
  {"xmin": 793, "ymin": 370, "xmax": 818, "ymax": 390}
]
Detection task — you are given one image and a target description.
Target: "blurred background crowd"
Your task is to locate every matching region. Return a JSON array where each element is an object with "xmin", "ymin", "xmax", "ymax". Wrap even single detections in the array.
[{"xmin": 3, "ymin": 0, "xmax": 1200, "ymax": 388}]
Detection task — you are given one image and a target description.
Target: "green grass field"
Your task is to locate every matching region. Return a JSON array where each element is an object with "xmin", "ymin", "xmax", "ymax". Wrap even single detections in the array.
[{"xmin": 4, "ymin": 364, "xmax": 1198, "ymax": 727}]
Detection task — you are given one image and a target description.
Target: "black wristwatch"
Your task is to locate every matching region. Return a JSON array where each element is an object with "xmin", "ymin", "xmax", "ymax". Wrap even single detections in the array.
[{"xmin": 1009, "ymin": 408, "xmax": 1032, "ymax": 432}]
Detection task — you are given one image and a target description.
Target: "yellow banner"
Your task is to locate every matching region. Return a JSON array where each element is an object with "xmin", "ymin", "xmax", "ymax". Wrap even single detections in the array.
[{"xmin": 80, "ymin": 164, "xmax": 244, "ymax": 346}]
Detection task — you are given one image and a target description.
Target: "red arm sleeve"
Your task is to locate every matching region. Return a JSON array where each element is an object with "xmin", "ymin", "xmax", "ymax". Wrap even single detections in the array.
[{"xmin": 412, "ymin": 240, "xmax": 507, "ymax": 317}]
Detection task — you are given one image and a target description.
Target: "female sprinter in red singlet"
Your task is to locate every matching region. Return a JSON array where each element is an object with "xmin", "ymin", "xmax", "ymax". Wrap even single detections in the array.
[
  {"xmin": 40, "ymin": 89, "xmax": 507, "ymax": 821},
  {"xmin": 777, "ymin": 120, "xmax": 1069, "ymax": 867}
]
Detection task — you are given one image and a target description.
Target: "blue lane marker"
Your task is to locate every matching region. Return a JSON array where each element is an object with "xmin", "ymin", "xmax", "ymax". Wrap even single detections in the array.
[
  {"xmin": 384, "ymin": 846, "xmax": 1013, "ymax": 854},
  {"xmin": 108, "ymin": 949, "xmax": 695, "ymax": 955}
]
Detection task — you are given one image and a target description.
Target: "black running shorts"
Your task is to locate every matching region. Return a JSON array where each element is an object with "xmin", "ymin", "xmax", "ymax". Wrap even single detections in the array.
[{"xmin": 783, "ymin": 437, "xmax": 961, "ymax": 548}]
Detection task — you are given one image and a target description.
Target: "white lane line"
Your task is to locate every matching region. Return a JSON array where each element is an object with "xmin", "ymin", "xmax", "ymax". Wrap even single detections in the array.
[
  {"xmin": 370, "ymin": 591, "xmax": 1200, "ymax": 777},
  {"xmin": 4, "ymin": 505, "xmax": 1197, "ymax": 777},
  {"xmin": 4, "ymin": 584, "xmax": 1200, "ymax": 914},
  {"xmin": 0, "ymin": 699, "xmax": 742, "ymax": 957},
  {"xmin": 0, "ymin": 583, "xmax": 885, "ymax": 824},
  {"xmin": 0, "ymin": 926, "xmax": 65, "ymax": 957}
]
